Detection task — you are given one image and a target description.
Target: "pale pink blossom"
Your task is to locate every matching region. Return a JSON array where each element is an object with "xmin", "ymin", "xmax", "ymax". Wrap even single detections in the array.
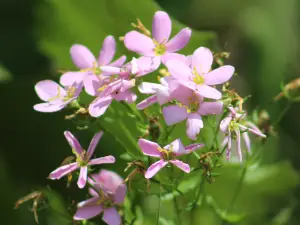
[
  {"xmin": 138, "ymin": 138, "xmax": 204, "ymax": 178},
  {"xmin": 49, "ymin": 131, "xmax": 115, "ymax": 188}
]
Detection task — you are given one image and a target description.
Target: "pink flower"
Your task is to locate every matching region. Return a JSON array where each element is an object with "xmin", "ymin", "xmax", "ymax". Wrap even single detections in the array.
[
  {"xmin": 166, "ymin": 47, "xmax": 235, "ymax": 100},
  {"xmin": 137, "ymin": 77, "xmax": 172, "ymax": 109},
  {"xmin": 124, "ymin": 11, "xmax": 191, "ymax": 68},
  {"xmin": 74, "ymin": 170, "xmax": 126, "ymax": 225},
  {"xmin": 60, "ymin": 35, "xmax": 126, "ymax": 87},
  {"xmin": 138, "ymin": 138, "xmax": 204, "ymax": 178},
  {"xmin": 49, "ymin": 131, "xmax": 115, "ymax": 188},
  {"xmin": 34, "ymin": 80, "xmax": 82, "ymax": 112},
  {"xmin": 220, "ymin": 107, "xmax": 266, "ymax": 161}
]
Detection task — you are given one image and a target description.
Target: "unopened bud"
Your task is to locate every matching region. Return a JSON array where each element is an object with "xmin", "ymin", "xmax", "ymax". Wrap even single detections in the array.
[{"xmin": 274, "ymin": 78, "xmax": 300, "ymax": 102}]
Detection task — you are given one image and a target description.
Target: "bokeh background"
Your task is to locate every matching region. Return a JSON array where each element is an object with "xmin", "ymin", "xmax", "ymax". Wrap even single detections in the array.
[{"xmin": 1, "ymin": 0, "xmax": 300, "ymax": 224}]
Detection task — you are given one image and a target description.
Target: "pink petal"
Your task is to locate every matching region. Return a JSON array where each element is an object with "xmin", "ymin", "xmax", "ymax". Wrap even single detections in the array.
[
  {"xmin": 114, "ymin": 184, "xmax": 127, "ymax": 204},
  {"xmin": 83, "ymin": 74, "xmax": 103, "ymax": 96},
  {"xmin": 49, "ymin": 162, "xmax": 79, "ymax": 180},
  {"xmin": 186, "ymin": 113, "xmax": 203, "ymax": 140},
  {"xmin": 145, "ymin": 160, "xmax": 168, "ymax": 179},
  {"xmin": 235, "ymin": 129, "xmax": 242, "ymax": 162},
  {"xmin": 88, "ymin": 156, "xmax": 116, "ymax": 166},
  {"xmin": 101, "ymin": 66, "xmax": 121, "ymax": 74},
  {"xmin": 64, "ymin": 131, "xmax": 83, "ymax": 156},
  {"xmin": 164, "ymin": 139, "xmax": 185, "ymax": 156},
  {"xmin": 113, "ymin": 90, "xmax": 137, "ymax": 103},
  {"xmin": 186, "ymin": 55, "xmax": 193, "ymax": 67},
  {"xmin": 192, "ymin": 47, "xmax": 213, "ymax": 75},
  {"xmin": 70, "ymin": 44, "xmax": 96, "ymax": 69},
  {"xmin": 169, "ymin": 160, "xmax": 190, "ymax": 173},
  {"xmin": 197, "ymin": 101, "xmax": 223, "ymax": 115},
  {"xmin": 89, "ymin": 95, "xmax": 113, "ymax": 117},
  {"xmin": 161, "ymin": 53, "xmax": 187, "ymax": 65},
  {"xmin": 109, "ymin": 55, "xmax": 127, "ymax": 67},
  {"xmin": 196, "ymin": 84, "xmax": 222, "ymax": 100},
  {"xmin": 33, "ymin": 102, "xmax": 66, "ymax": 112},
  {"xmin": 166, "ymin": 28, "xmax": 191, "ymax": 53},
  {"xmin": 60, "ymin": 71, "xmax": 85, "ymax": 86},
  {"xmin": 90, "ymin": 169, "xmax": 123, "ymax": 193},
  {"xmin": 166, "ymin": 59, "xmax": 192, "ymax": 80},
  {"xmin": 137, "ymin": 95, "xmax": 158, "ymax": 110},
  {"xmin": 226, "ymin": 133, "xmax": 232, "ymax": 160},
  {"xmin": 34, "ymin": 80, "xmax": 66, "ymax": 101},
  {"xmin": 86, "ymin": 131, "xmax": 104, "ymax": 160},
  {"xmin": 77, "ymin": 166, "xmax": 88, "ymax": 189},
  {"xmin": 135, "ymin": 56, "xmax": 161, "ymax": 77},
  {"xmin": 138, "ymin": 82, "xmax": 163, "ymax": 94},
  {"xmin": 162, "ymin": 105, "xmax": 188, "ymax": 126},
  {"xmin": 204, "ymin": 65, "xmax": 235, "ymax": 85},
  {"xmin": 184, "ymin": 143, "xmax": 205, "ymax": 154},
  {"xmin": 238, "ymin": 124, "xmax": 266, "ymax": 138},
  {"xmin": 220, "ymin": 117, "xmax": 232, "ymax": 133},
  {"xmin": 246, "ymin": 121, "xmax": 266, "ymax": 137},
  {"xmin": 138, "ymin": 139, "xmax": 162, "ymax": 158},
  {"xmin": 242, "ymin": 132, "xmax": 251, "ymax": 153},
  {"xmin": 152, "ymin": 11, "xmax": 172, "ymax": 43},
  {"xmin": 124, "ymin": 31, "xmax": 155, "ymax": 56},
  {"xmin": 103, "ymin": 207, "xmax": 121, "ymax": 225},
  {"xmin": 156, "ymin": 85, "xmax": 171, "ymax": 105},
  {"xmin": 74, "ymin": 200, "xmax": 103, "ymax": 220},
  {"xmin": 98, "ymin": 36, "xmax": 116, "ymax": 66},
  {"xmin": 77, "ymin": 196, "xmax": 100, "ymax": 208}
]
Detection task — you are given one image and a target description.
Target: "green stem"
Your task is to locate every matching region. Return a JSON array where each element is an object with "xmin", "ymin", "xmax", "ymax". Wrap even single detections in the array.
[
  {"xmin": 156, "ymin": 182, "xmax": 162, "ymax": 225},
  {"xmin": 190, "ymin": 177, "xmax": 206, "ymax": 225},
  {"xmin": 273, "ymin": 101, "xmax": 292, "ymax": 126}
]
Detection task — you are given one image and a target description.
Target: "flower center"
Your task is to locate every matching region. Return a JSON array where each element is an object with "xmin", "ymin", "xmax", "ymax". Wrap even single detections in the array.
[
  {"xmin": 154, "ymin": 40, "xmax": 167, "ymax": 56},
  {"xmin": 96, "ymin": 190, "xmax": 115, "ymax": 208},
  {"xmin": 192, "ymin": 68, "xmax": 205, "ymax": 85},
  {"xmin": 97, "ymin": 84, "xmax": 108, "ymax": 93},
  {"xmin": 229, "ymin": 120, "xmax": 240, "ymax": 133},
  {"xmin": 63, "ymin": 86, "xmax": 76, "ymax": 101},
  {"xmin": 80, "ymin": 62, "xmax": 102, "ymax": 75},
  {"xmin": 72, "ymin": 148, "xmax": 88, "ymax": 166},
  {"xmin": 157, "ymin": 146, "xmax": 175, "ymax": 161}
]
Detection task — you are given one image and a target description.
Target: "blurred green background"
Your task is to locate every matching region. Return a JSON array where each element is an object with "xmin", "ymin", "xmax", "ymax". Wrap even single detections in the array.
[{"xmin": 1, "ymin": 0, "xmax": 300, "ymax": 224}]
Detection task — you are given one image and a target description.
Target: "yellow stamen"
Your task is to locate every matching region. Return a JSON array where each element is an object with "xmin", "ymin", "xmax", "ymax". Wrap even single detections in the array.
[{"xmin": 192, "ymin": 68, "xmax": 205, "ymax": 85}]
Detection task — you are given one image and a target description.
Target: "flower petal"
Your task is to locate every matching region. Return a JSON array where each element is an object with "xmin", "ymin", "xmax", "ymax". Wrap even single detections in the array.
[
  {"xmin": 152, "ymin": 11, "xmax": 172, "ymax": 43},
  {"xmin": 235, "ymin": 129, "xmax": 242, "ymax": 162},
  {"xmin": 86, "ymin": 131, "xmax": 104, "ymax": 160},
  {"xmin": 220, "ymin": 116, "xmax": 232, "ymax": 133},
  {"xmin": 101, "ymin": 66, "xmax": 121, "ymax": 74},
  {"xmin": 89, "ymin": 95, "xmax": 113, "ymax": 117},
  {"xmin": 137, "ymin": 95, "xmax": 158, "ymax": 110},
  {"xmin": 192, "ymin": 47, "xmax": 213, "ymax": 74},
  {"xmin": 98, "ymin": 36, "xmax": 116, "ymax": 65},
  {"xmin": 164, "ymin": 139, "xmax": 185, "ymax": 156},
  {"xmin": 161, "ymin": 53, "xmax": 186, "ymax": 65},
  {"xmin": 70, "ymin": 44, "xmax": 96, "ymax": 69},
  {"xmin": 162, "ymin": 105, "xmax": 188, "ymax": 126},
  {"xmin": 83, "ymin": 74, "xmax": 104, "ymax": 96},
  {"xmin": 33, "ymin": 102, "xmax": 66, "ymax": 112},
  {"xmin": 138, "ymin": 82, "xmax": 163, "ymax": 94},
  {"xmin": 103, "ymin": 207, "xmax": 121, "ymax": 225},
  {"xmin": 74, "ymin": 201, "xmax": 103, "ymax": 220},
  {"xmin": 166, "ymin": 28, "xmax": 191, "ymax": 52},
  {"xmin": 204, "ymin": 65, "xmax": 235, "ymax": 85},
  {"xmin": 198, "ymin": 101, "xmax": 223, "ymax": 115},
  {"xmin": 238, "ymin": 124, "xmax": 266, "ymax": 138},
  {"xmin": 109, "ymin": 55, "xmax": 127, "ymax": 67},
  {"xmin": 186, "ymin": 113, "xmax": 203, "ymax": 140},
  {"xmin": 166, "ymin": 59, "xmax": 192, "ymax": 80},
  {"xmin": 135, "ymin": 56, "xmax": 161, "ymax": 76},
  {"xmin": 169, "ymin": 160, "xmax": 190, "ymax": 173},
  {"xmin": 64, "ymin": 131, "xmax": 83, "ymax": 155},
  {"xmin": 88, "ymin": 156, "xmax": 116, "ymax": 166},
  {"xmin": 145, "ymin": 160, "xmax": 168, "ymax": 179},
  {"xmin": 184, "ymin": 143, "xmax": 205, "ymax": 154},
  {"xmin": 124, "ymin": 31, "xmax": 155, "ymax": 56},
  {"xmin": 77, "ymin": 166, "xmax": 88, "ymax": 188},
  {"xmin": 242, "ymin": 132, "xmax": 251, "ymax": 153},
  {"xmin": 60, "ymin": 71, "xmax": 85, "ymax": 86},
  {"xmin": 49, "ymin": 162, "xmax": 79, "ymax": 180},
  {"xmin": 90, "ymin": 169, "xmax": 123, "ymax": 193},
  {"xmin": 114, "ymin": 184, "xmax": 127, "ymax": 204},
  {"xmin": 138, "ymin": 139, "xmax": 162, "ymax": 158},
  {"xmin": 226, "ymin": 133, "xmax": 232, "ymax": 160},
  {"xmin": 34, "ymin": 80, "xmax": 66, "ymax": 101},
  {"xmin": 196, "ymin": 84, "xmax": 222, "ymax": 100}
]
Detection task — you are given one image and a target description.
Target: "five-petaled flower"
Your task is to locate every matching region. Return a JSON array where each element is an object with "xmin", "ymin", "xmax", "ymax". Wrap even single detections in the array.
[
  {"xmin": 124, "ymin": 11, "xmax": 191, "ymax": 69},
  {"xmin": 49, "ymin": 131, "xmax": 115, "ymax": 188},
  {"xmin": 34, "ymin": 80, "xmax": 82, "ymax": 112},
  {"xmin": 138, "ymin": 138, "xmax": 204, "ymax": 178},
  {"xmin": 74, "ymin": 170, "xmax": 126, "ymax": 225},
  {"xmin": 220, "ymin": 107, "xmax": 266, "ymax": 161},
  {"xmin": 166, "ymin": 47, "xmax": 235, "ymax": 100}
]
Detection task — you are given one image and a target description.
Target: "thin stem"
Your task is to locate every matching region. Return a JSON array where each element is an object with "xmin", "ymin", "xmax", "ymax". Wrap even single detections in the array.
[
  {"xmin": 211, "ymin": 111, "xmax": 228, "ymax": 150},
  {"xmin": 156, "ymin": 182, "xmax": 162, "ymax": 225},
  {"xmin": 190, "ymin": 177, "xmax": 206, "ymax": 225},
  {"xmin": 273, "ymin": 101, "xmax": 292, "ymax": 126}
]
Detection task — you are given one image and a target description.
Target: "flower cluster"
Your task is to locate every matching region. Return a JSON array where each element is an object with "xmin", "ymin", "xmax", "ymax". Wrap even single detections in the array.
[{"xmin": 32, "ymin": 11, "xmax": 266, "ymax": 225}]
